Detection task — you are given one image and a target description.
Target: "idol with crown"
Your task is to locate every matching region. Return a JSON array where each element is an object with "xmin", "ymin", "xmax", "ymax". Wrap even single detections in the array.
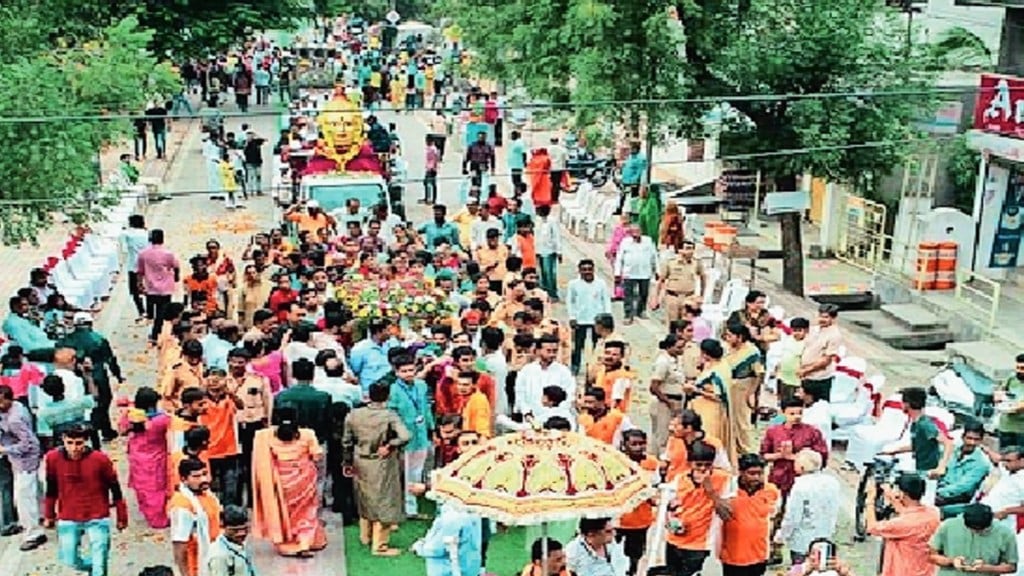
[{"xmin": 301, "ymin": 87, "xmax": 384, "ymax": 176}]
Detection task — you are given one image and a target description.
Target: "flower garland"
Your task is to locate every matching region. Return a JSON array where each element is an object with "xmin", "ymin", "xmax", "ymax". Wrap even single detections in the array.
[{"xmin": 334, "ymin": 274, "xmax": 459, "ymax": 324}]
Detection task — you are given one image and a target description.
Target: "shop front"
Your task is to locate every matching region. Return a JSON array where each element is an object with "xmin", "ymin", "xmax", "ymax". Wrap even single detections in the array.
[{"xmin": 967, "ymin": 73, "xmax": 1024, "ymax": 280}]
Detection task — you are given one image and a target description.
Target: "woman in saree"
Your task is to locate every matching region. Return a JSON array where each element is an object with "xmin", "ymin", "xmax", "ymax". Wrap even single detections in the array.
[
  {"xmin": 526, "ymin": 148, "xmax": 553, "ymax": 208},
  {"xmin": 635, "ymin": 185, "xmax": 663, "ymax": 242},
  {"xmin": 342, "ymin": 381, "xmax": 411, "ymax": 556},
  {"xmin": 604, "ymin": 213, "xmax": 630, "ymax": 300},
  {"xmin": 722, "ymin": 322, "xmax": 765, "ymax": 458},
  {"xmin": 122, "ymin": 386, "xmax": 171, "ymax": 529},
  {"xmin": 251, "ymin": 407, "xmax": 328, "ymax": 557},
  {"xmin": 686, "ymin": 338, "xmax": 735, "ymax": 466},
  {"xmin": 658, "ymin": 200, "xmax": 685, "ymax": 264}
]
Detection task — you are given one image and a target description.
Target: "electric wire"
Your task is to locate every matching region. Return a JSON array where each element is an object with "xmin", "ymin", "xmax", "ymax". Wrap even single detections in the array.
[
  {"xmin": 0, "ymin": 82, "xmax": 1007, "ymax": 124},
  {"xmin": 0, "ymin": 133, "xmax": 960, "ymax": 207}
]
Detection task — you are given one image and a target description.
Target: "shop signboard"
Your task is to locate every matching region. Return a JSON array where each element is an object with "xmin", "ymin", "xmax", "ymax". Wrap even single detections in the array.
[
  {"xmin": 989, "ymin": 164, "xmax": 1024, "ymax": 268},
  {"xmin": 974, "ymin": 73, "xmax": 1024, "ymax": 139}
]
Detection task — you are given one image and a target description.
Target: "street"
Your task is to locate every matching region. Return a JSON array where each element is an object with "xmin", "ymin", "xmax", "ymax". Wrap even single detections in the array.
[{"xmin": 0, "ymin": 104, "xmax": 886, "ymax": 575}]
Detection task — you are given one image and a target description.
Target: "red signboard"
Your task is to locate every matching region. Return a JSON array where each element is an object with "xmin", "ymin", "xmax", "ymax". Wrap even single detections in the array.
[{"xmin": 975, "ymin": 73, "xmax": 1024, "ymax": 139}]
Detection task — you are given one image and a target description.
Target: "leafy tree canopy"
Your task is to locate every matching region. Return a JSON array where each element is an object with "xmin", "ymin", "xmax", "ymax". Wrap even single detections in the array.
[
  {"xmin": 0, "ymin": 12, "xmax": 180, "ymax": 245},
  {"xmin": 703, "ymin": 0, "xmax": 935, "ymax": 294},
  {"xmin": 440, "ymin": 0, "xmax": 689, "ymax": 138}
]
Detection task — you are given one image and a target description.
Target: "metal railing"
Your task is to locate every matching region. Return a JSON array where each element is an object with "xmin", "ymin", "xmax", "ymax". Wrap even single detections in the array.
[
  {"xmin": 853, "ymin": 234, "xmax": 1002, "ymax": 332},
  {"xmin": 955, "ymin": 268, "xmax": 1002, "ymax": 332}
]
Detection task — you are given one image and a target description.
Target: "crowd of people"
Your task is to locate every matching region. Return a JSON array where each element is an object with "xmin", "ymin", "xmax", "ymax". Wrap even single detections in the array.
[{"xmin": 6, "ymin": 12, "xmax": 1024, "ymax": 576}]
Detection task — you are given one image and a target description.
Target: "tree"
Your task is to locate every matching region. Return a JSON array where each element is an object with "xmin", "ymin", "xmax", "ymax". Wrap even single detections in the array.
[
  {"xmin": 698, "ymin": 0, "xmax": 935, "ymax": 295},
  {"xmin": 35, "ymin": 0, "xmax": 309, "ymax": 59},
  {"xmin": 0, "ymin": 13, "xmax": 180, "ymax": 245},
  {"xmin": 439, "ymin": 0, "xmax": 689, "ymax": 166}
]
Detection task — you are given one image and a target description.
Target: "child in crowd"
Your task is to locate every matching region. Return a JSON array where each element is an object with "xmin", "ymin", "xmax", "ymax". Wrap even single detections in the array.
[{"xmin": 774, "ymin": 317, "xmax": 809, "ymax": 406}]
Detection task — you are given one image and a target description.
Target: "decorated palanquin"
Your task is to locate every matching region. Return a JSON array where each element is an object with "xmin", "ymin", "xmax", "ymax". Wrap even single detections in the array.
[
  {"xmin": 298, "ymin": 88, "xmax": 384, "ymax": 177},
  {"xmin": 427, "ymin": 430, "xmax": 654, "ymax": 523}
]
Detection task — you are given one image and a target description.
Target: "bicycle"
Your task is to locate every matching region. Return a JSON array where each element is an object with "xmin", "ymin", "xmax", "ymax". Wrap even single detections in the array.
[{"xmin": 853, "ymin": 455, "xmax": 899, "ymax": 542}]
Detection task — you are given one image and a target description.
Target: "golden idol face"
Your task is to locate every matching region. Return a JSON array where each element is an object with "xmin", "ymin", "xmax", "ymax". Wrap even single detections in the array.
[{"xmin": 318, "ymin": 96, "xmax": 364, "ymax": 166}]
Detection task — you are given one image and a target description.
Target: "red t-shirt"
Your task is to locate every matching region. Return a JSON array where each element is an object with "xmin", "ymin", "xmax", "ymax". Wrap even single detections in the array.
[{"xmin": 44, "ymin": 448, "xmax": 127, "ymax": 524}]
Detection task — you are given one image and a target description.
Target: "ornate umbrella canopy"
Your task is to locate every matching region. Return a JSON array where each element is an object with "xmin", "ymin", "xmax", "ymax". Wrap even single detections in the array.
[{"xmin": 427, "ymin": 429, "xmax": 656, "ymax": 525}]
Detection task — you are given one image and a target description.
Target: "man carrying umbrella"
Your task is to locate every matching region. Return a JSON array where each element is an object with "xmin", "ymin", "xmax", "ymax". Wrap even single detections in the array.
[
  {"xmin": 410, "ymin": 430, "xmax": 484, "ymax": 576},
  {"xmin": 57, "ymin": 312, "xmax": 124, "ymax": 441}
]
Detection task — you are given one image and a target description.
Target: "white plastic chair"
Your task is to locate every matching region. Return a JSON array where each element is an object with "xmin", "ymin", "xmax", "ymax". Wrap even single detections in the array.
[
  {"xmin": 722, "ymin": 279, "xmax": 749, "ymax": 313},
  {"xmin": 51, "ymin": 260, "xmax": 96, "ymax": 310},
  {"xmin": 700, "ymin": 267, "xmax": 721, "ymax": 305},
  {"xmin": 67, "ymin": 249, "xmax": 113, "ymax": 298},
  {"xmin": 763, "ymin": 339, "xmax": 787, "ymax": 394},
  {"xmin": 559, "ymin": 180, "xmax": 594, "ymax": 226},
  {"xmin": 565, "ymin": 185, "xmax": 600, "ymax": 234},
  {"xmin": 584, "ymin": 197, "xmax": 619, "ymax": 241},
  {"xmin": 82, "ymin": 233, "xmax": 119, "ymax": 272},
  {"xmin": 700, "ymin": 277, "xmax": 738, "ymax": 335},
  {"xmin": 844, "ymin": 392, "xmax": 908, "ymax": 471}
]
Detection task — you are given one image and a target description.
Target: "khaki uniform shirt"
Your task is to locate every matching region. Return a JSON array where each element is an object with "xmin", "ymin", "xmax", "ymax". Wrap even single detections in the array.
[
  {"xmin": 659, "ymin": 257, "xmax": 704, "ymax": 295},
  {"xmin": 652, "ymin": 351, "xmax": 686, "ymax": 396},
  {"xmin": 226, "ymin": 371, "xmax": 272, "ymax": 424}
]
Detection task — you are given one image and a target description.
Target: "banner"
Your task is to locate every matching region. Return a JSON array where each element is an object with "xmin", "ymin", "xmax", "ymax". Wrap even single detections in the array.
[
  {"xmin": 989, "ymin": 164, "xmax": 1024, "ymax": 268},
  {"xmin": 974, "ymin": 74, "xmax": 1024, "ymax": 139}
]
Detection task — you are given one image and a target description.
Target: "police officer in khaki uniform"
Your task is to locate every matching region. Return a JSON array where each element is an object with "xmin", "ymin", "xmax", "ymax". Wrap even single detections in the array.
[
  {"xmin": 648, "ymin": 334, "xmax": 689, "ymax": 455},
  {"xmin": 654, "ymin": 240, "xmax": 706, "ymax": 327}
]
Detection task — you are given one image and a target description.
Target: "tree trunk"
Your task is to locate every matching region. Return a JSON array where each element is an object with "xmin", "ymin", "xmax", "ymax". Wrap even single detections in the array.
[{"xmin": 776, "ymin": 174, "xmax": 804, "ymax": 296}]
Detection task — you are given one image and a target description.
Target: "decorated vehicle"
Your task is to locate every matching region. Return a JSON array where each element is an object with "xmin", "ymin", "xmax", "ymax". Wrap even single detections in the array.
[{"xmin": 277, "ymin": 87, "xmax": 405, "ymax": 218}]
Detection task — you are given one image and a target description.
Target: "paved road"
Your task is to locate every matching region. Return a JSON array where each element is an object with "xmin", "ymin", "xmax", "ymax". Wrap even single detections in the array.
[
  {"xmin": 0, "ymin": 105, "xmax": 352, "ymax": 574},
  {"xmin": 1, "ymin": 103, "xmax": 887, "ymax": 575}
]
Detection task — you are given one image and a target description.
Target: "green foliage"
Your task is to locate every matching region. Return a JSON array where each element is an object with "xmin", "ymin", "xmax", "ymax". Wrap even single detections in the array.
[
  {"xmin": 712, "ymin": 0, "xmax": 935, "ymax": 188},
  {"xmin": 927, "ymin": 26, "xmax": 993, "ymax": 71},
  {"xmin": 946, "ymin": 134, "xmax": 980, "ymax": 214},
  {"xmin": 34, "ymin": 0, "xmax": 310, "ymax": 59},
  {"xmin": 440, "ymin": 0, "xmax": 689, "ymax": 138},
  {"xmin": 0, "ymin": 14, "xmax": 180, "ymax": 245}
]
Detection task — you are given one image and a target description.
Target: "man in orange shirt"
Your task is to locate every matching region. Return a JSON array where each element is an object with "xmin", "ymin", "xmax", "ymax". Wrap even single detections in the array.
[
  {"xmin": 720, "ymin": 454, "xmax": 780, "ymax": 576},
  {"xmin": 168, "ymin": 458, "xmax": 222, "ymax": 576},
  {"xmin": 587, "ymin": 341, "xmax": 634, "ymax": 412},
  {"xmin": 865, "ymin": 473, "xmax": 941, "ymax": 576},
  {"xmin": 578, "ymin": 387, "xmax": 632, "ymax": 446},
  {"xmin": 456, "ymin": 371, "xmax": 492, "ymax": 438},
  {"xmin": 618, "ymin": 429, "xmax": 660, "ymax": 576},
  {"xmin": 199, "ymin": 369, "xmax": 243, "ymax": 506},
  {"xmin": 663, "ymin": 441, "xmax": 734, "ymax": 576},
  {"xmin": 284, "ymin": 200, "xmax": 334, "ymax": 236},
  {"xmin": 661, "ymin": 410, "xmax": 730, "ymax": 481}
]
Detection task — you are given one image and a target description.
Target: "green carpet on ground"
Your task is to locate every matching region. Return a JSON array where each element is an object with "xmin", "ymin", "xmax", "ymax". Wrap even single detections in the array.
[{"xmin": 344, "ymin": 517, "xmax": 527, "ymax": 576}]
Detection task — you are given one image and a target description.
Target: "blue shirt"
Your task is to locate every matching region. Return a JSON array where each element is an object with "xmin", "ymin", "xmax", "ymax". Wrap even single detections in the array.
[
  {"xmin": 349, "ymin": 337, "xmax": 396, "ymax": 392},
  {"xmin": 254, "ymin": 69, "xmax": 271, "ymax": 88},
  {"xmin": 121, "ymin": 229, "xmax": 149, "ymax": 273},
  {"xmin": 507, "ymin": 139, "xmax": 526, "ymax": 171},
  {"xmin": 415, "ymin": 71, "xmax": 427, "ymax": 90},
  {"xmin": 201, "ymin": 334, "xmax": 233, "ymax": 372},
  {"xmin": 417, "ymin": 221, "xmax": 461, "ymax": 248},
  {"xmin": 2, "ymin": 314, "xmax": 54, "ymax": 353},
  {"xmin": 621, "ymin": 153, "xmax": 648, "ymax": 185},
  {"xmin": 937, "ymin": 444, "xmax": 991, "ymax": 499},
  {"xmin": 413, "ymin": 504, "xmax": 483, "ymax": 576},
  {"xmin": 387, "ymin": 379, "xmax": 434, "ymax": 452}
]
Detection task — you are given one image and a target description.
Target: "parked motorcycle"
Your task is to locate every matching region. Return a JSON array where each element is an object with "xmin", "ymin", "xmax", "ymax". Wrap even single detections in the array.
[
  {"xmin": 566, "ymin": 148, "xmax": 611, "ymax": 190},
  {"xmin": 927, "ymin": 355, "xmax": 996, "ymax": 428}
]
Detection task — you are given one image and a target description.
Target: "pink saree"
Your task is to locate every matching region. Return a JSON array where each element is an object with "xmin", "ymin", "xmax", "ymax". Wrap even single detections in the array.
[
  {"xmin": 125, "ymin": 412, "xmax": 171, "ymax": 528},
  {"xmin": 252, "ymin": 428, "xmax": 327, "ymax": 556},
  {"xmin": 606, "ymin": 223, "xmax": 629, "ymax": 299}
]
